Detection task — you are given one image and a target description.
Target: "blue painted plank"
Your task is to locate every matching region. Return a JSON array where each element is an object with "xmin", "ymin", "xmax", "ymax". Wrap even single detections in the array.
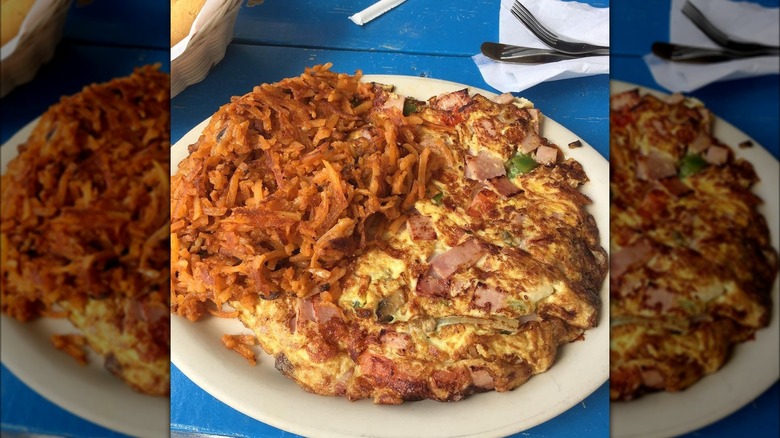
[
  {"xmin": 234, "ymin": 0, "xmax": 608, "ymax": 56},
  {"xmin": 64, "ymin": 0, "xmax": 170, "ymax": 49}
]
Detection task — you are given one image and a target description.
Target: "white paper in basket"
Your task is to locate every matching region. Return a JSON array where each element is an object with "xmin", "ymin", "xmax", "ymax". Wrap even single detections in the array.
[
  {"xmin": 171, "ymin": 0, "xmax": 233, "ymax": 61},
  {"xmin": 1, "ymin": 0, "xmax": 64, "ymax": 61}
]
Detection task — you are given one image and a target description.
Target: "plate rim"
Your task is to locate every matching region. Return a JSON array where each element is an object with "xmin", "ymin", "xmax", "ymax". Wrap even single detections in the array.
[
  {"xmin": 171, "ymin": 74, "xmax": 610, "ymax": 438},
  {"xmin": 608, "ymin": 80, "xmax": 780, "ymax": 438}
]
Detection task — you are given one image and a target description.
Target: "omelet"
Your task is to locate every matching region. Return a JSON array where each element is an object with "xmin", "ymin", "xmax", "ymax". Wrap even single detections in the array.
[
  {"xmin": 609, "ymin": 89, "xmax": 777, "ymax": 401},
  {"xmin": 172, "ymin": 65, "xmax": 606, "ymax": 403}
]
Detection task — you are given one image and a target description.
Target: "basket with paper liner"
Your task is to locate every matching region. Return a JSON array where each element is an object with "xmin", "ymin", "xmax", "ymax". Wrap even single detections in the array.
[
  {"xmin": 0, "ymin": 0, "xmax": 72, "ymax": 98},
  {"xmin": 171, "ymin": 0, "xmax": 241, "ymax": 97}
]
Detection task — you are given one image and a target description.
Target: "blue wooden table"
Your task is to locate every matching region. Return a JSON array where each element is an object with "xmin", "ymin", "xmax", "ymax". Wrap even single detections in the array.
[
  {"xmin": 171, "ymin": 1, "xmax": 609, "ymax": 437},
  {"xmin": 612, "ymin": 1, "xmax": 779, "ymax": 437},
  {"xmin": 0, "ymin": 2, "xmax": 169, "ymax": 437}
]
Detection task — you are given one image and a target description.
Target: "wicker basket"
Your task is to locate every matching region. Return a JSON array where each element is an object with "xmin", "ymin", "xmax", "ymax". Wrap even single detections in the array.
[
  {"xmin": 171, "ymin": 0, "xmax": 242, "ymax": 97},
  {"xmin": 0, "ymin": 0, "xmax": 72, "ymax": 98}
]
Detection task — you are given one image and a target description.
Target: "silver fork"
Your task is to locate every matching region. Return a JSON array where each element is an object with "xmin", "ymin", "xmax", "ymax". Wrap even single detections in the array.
[
  {"xmin": 681, "ymin": 0, "xmax": 780, "ymax": 53},
  {"xmin": 652, "ymin": 42, "xmax": 778, "ymax": 63},
  {"xmin": 481, "ymin": 42, "xmax": 605, "ymax": 64},
  {"xmin": 510, "ymin": 0, "xmax": 609, "ymax": 55}
]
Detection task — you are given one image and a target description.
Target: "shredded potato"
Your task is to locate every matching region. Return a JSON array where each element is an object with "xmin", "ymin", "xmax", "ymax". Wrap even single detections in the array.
[
  {"xmin": 221, "ymin": 333, "xmax": 257, "ymax": 365},
  {"xmin": 51, "ymin": 334, "xmax": 88, "ymax": 365},
  {"xmin": 171, "ymin": 64, "xmax": 444, "ymax": 320}
]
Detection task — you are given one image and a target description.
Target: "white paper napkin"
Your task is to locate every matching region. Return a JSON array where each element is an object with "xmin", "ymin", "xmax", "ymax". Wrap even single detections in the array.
[
  {"xmin": 645, "ymin": 0, "xmax": 780, "ymax": 92},
  {"xmin": 473, "ymin": 0, "xmax": 609, "ymax": 93}
]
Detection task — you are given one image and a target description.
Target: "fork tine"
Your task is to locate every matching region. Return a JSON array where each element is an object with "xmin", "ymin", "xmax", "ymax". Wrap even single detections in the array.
[
  {"xmin": 511, "ymin": 1, "xmax": 557, "ymax": 43},
  {"xmin": 681, "ymin": 0, "xmax": 729, "ymax": 47},
  {"xmin": 679, "ymin": 0, "xmax": 779, "ymax": 52},
  {"xmin": 508, "ymin": 0, "xmax": 609, "ymax": 55}
]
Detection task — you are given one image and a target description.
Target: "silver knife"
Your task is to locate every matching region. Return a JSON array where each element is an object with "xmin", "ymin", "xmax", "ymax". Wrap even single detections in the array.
[
  {"xmin": 652, "ymin": 42, "xmax": 780, "ymax": 63},
  {"xmin": 481, "ymin": 42, "xmax": 608, "ymax": 63}
]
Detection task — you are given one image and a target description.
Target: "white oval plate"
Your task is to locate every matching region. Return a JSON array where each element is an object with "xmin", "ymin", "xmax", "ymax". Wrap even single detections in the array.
[
  {"xmin": 1, "ymin": 119, "xmax": 170, "ymax": 438},
  {"xmin": 171, "ymin": 75, "xmax": 610, "ymax": 438},
  {"xmin": 609, "ymin": 80, "xmax": 780, "ymax": 438}
]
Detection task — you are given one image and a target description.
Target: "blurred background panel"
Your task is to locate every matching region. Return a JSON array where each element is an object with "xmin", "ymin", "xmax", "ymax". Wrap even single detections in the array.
[
  {"xmin": 0, "ymin": 1, "xmax": 169, "ymax": 437},
  {"xmin": 610, "ymin": 0, "xmax": 778, "ymax": 437}
]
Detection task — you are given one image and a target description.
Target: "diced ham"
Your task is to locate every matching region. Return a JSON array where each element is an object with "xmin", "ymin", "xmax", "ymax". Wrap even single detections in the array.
[
  {"xmin": 407, "ymin": 214, "xmax": 437, "ymax": 241},
  {"xmin": 517, "ymin": 313, "xmax": 538, "ymax": 325},
  {"xmin": 357, "ymin": 352, "xmax": 395, "ymax": 382},
  {"xmin": 295, "ymin": 299, "xmax": 316, "ymax": 331},
  {"xmin": 450, "ymin": 277, "xmax": 472, "ymax": 296},
  {"xmin": 610, "ymin": 89, "xmax": 640, "ymax": 111},
  {"xmin": 664, "ymin": 93, "xmax": 684, "ymax": 105},
  {"xmin": 659, "ymin": 177, "xmax": 692, "ymax": 197},
  {"xmin": 478, "ymin": 118, "xmax": 497, "ymax": 137},
  {"xmin": 473, "ymin": 284, "xmax": 506, "ymax": 311},
  {"xmin": 465, "ymin": 151, "xmax": 506, "ymax": 181},
  {"xmin": 636, "ymin": 150, "xmax": 677, "ymax": 180},
  {"xmin": 288, "ymin": 314, "xmax": 298, "ymax": 333},
  {"xmin": 610, "ymin": 239, "xmax": 654, "ymax": 281},
  {"xmin": 470, "ymin": 369, "xmax": 495, "ymax": 389},
  {"xmin": 525, "ymin": 108, "xmax": 541, "ymax": 134},
  {"xmin": 697, "ymin": 108, "xmax": 712, "ymax": 128},
  {"xmin": 429, "ymin": 239, "xmax": 486, "ymax": 279},
  {"xmin": 651, "ymin": 119, "xmax": 668, "ymax": 136},
  {"xmin": 688, "ymin": 131, "xmax": 712, "ymax": 154},
  {"xmin": 140, "ymin": 301, "xmax": 168, "ymax": 323},
  {"xmin": 467, "ymin": 189, "xmax": 499, "ymax": 217},
  {"xmin": 493, "ymin": 92, "xmax": 515, "ymax": 105},
  {"xmin": 381, "ymin": 331, "xmax": 411, "ymax": 351},
  {"xmin": 415, "ymin": 274, "xmax": 450, "ymax": 298},
  {"xmin": 430, "ymin": 89, "xmax": 471, "ymax": 111},
  {"xmin": 641, "ymin": 368, "xmax": 665, "ymax": 388},
  {"xmin": 534, "ymin": 145, "xmax": 558, "ymax": 165},
  {"xmin": 519, "ymin": 130, "xmax": 543, "ymax": 153},
  {"xmin": 487, "ymin": 176, "xmax": 521, "ymax": 198},
  {"xmin": 314, "ymin": 301, "xmax": 342, "ymax": 324},
  {"xmin": 644, "ymin": 286, "xmax": 678, "ymax": 312},
  {"xmin": 704, "ymin": 146, "xmax": 729, "ymax": 166},
  {"xmin": 383, "ymin": 95, "xmax": 405, "ymax": 112},
  {"xmin": 123, "ymin": 300, "xmax": 143, "ymax": 331}
]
